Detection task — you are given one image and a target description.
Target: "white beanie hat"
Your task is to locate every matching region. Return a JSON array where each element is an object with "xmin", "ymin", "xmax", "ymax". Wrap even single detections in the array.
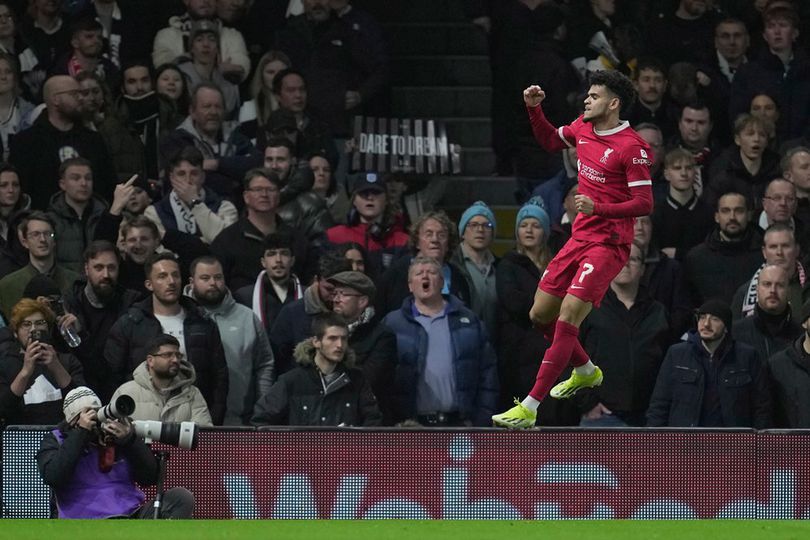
[{"xmin": 62, "ymin": 386, "xmax": 102, "ymax": 423}]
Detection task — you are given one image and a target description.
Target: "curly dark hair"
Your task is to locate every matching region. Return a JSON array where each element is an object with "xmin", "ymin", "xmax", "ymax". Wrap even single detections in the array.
[{"xmin": 589, "ymin": 70, "xmax": 636, "ymax": 114}]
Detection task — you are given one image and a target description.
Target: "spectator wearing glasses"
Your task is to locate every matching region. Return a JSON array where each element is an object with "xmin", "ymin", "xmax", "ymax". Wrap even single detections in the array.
[
  {"xmin": 0, "ymin": 297, "xmax": 85, "ymax": 427},
  {"xmin": 757, "ymin": 177, "xmax": 800, "ymax": 233},
  {"xmin": 450, "ymin": 201, "xmax": 498, "ymax": 340},
  {"xmin": 577, "ymin": 242, "xmax": 670, "ymax": 427},
  {"xmin": 0, "ymin": 212, "xmax": 79, "ymax": 319},
  {"xmin": 110, "ymin": 333, "xmax": 212, "ymax": 425},
  {"xmin": 211, "ymin": 167, "xmax": 312, "ymax": 292},
  {"xmin": 9, "ymin": 75, "xmax": 115, "ymax": 210}
]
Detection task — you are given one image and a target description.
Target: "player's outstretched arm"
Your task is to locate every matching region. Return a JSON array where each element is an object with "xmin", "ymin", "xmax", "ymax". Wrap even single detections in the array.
[{"xmin": 525, "ymin": 84, "xmax": 571, "ymax": 154}]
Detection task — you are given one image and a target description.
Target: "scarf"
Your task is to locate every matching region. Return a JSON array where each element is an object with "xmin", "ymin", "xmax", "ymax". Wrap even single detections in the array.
[
  {"xmin": 251, "ymin": 270, "xmax": 303, "ymax": 327},
  {"xmin": 741, "ymin": 262, "xmax": 806, "ymax": 317},
  {"xmin": 123, "ymin": 92, "xmax": 160, "ymax": 178},
  {"xmin": 170, "ymin": 191, "xmax": 198, "ymax": 234},
  {"xmin": 347, "ymin": 306, "xmax": 375, "ymax": 336}
]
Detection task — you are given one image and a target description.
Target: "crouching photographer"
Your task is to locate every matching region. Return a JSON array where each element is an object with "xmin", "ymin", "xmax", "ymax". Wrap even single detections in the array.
[{"xmin": 36, "ymin": 386, "xmax": 195, "ymax": 519}]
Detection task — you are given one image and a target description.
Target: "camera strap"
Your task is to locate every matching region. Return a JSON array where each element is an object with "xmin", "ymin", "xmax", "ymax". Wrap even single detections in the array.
[{"xmin": 98, "ymin": 445, "xmax": 115, "ymax": 473}]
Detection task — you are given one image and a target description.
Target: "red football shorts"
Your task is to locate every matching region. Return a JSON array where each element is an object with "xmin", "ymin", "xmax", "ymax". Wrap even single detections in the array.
[{"xmin": 538, "ymin": 238, "xmax": 630, "ymax": 307}]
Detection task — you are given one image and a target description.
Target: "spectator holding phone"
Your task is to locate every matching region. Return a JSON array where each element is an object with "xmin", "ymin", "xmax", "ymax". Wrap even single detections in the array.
[{"xmin": 0, "ymin": 298, "xmax": 84, "ymax": 427}]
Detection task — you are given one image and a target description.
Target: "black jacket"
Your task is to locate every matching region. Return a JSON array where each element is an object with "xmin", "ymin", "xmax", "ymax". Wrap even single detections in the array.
[
  {"xmin": 730, "ymin": 47, "xmax": 810, "ymax": 141},
  {"xmin": 578, "ymin": 287, "xmax": 671, "ymax": 423},
  {"xmin": 8, "ymin": 113, "xmax": 115, "ymax": 210},
  {"xmin": 767, "ymin": 336, "xmax": 810, "ymax": 428},
  {"xmin": 705, "ymin": 145, "xmax": 781, "ymax": 210},
  {"xmin": 647, "ymin": 331, "xmax": 771, "ymax": 428},
  {"xmin": 103, "ymin": 296, "xmax": 228, "ymax": 424},
  {"xmin": 683, "ymin": 226, "xmax": 764, "ymax": 305},
  {"xmin": 344, "ymin": 313, "xmax": 397, "ymax": 425},
  {"xmin": 0, "ymin": 327, "xmax": 85, "ymax": 427},
  {"xmin": 251, "ymin": 340, "xmax": 382, "ymax": 427},
  {"xmin": 652, "ymin": 192, "xmax": 715, "ymax": 261},
  {"xmin": 495, "ymin": 250, "xmax": 579, "ymax": 425},
  {"xmin": 732, "ymin": 305, "xmax": 801, "ymax": 366},
  {"xmin": 63, "ymin": 279, "xmax": 140, "ymax": 400},
  {"xmin": 210, "ymin": 216, "xmax": 314, "ymax": 292},
  {"xmin": 641, "ymin": 248, "xmax": 693, "ymax": 340}
]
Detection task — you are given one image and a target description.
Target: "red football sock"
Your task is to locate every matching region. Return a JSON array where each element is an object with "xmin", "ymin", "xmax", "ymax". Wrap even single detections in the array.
[
  {"xmin": 529, "ymin": 320, "xmax": 580, "ymax": 401},
  {"xmin": 536, "ymin": 319, "xmax": 590, "ymax": 367}
]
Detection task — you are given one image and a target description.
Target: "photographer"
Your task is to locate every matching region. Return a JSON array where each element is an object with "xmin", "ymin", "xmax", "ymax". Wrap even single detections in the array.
[
  {"xmin": 37, "ymin": 386, "xmax": 195, "ymax": 519},
  {"xmin": 0, "ymin": 298, "xmax": 84, "ymax": 427}
]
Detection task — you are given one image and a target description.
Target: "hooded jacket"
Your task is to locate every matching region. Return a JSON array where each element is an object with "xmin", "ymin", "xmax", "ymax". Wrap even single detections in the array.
[
  {"xmin": 103, "ymin": 296, "xmax": 228, "ymax": 424},
  {"xmin": 47, "ymin": 192, "xmax": 108, "ymax": 273},
  {"xmin": 185, "ymin": 287, "xmax": 274, "ymax": 425},
  {"xmin": 111, "ymin": 359, "xmax": 212, "ymax": 425},
  {"xmin": 0, "ymin": 194, "xmax": 33, "ymax": 277},
  {"xmin": 251, "ymin": 339, "xmax": 382, "ymax": 426}
]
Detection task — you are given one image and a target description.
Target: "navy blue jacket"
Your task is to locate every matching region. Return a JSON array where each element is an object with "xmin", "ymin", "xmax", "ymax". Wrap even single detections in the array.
[
  {"xmin": 383, "ymin": 295, "xmax": 498, "ymax": 426},
  {"xmin": 647, "ymin": 331, "xmax": 771, "ymax": 428}
]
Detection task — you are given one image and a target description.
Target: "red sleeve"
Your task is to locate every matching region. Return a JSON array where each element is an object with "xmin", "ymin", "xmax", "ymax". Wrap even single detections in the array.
[
  {"xmin": 592, "ymin": 184, "xmax": 653, "ymax": 218},
  {"xmin": 527, "ymin": 105, "xmax": 575, "ymax": 153},
  {"xmin": 592, "ymin": 142, "xmax": 654, "ymax": 218}
]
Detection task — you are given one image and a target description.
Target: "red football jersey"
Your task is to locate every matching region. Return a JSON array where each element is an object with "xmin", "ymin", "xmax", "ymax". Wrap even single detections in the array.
[{"xmin": 528, "ymin": 105, "xmax": 654, "ymax": 246}]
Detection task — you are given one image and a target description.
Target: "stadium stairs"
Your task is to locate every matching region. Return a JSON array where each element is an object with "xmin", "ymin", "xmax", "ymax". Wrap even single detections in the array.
[{"xmin": 362, "ymin": 0, "xmax": 518, "ymax": 256}]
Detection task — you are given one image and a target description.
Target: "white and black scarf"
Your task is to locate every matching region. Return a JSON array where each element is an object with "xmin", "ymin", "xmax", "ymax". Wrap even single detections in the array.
[{"xmin": 741, "ymin": 261, "xmax": 806, "ymax": 317}]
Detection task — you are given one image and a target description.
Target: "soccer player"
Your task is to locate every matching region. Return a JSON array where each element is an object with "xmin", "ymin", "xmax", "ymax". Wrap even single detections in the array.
[{"xmin": 492, "ymin": 71, "xmax": 654, "ymax": 429}]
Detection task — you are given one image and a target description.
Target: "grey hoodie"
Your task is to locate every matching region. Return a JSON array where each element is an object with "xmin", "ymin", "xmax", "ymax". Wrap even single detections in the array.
[{"xmin": 185, "ymin": 286, "xmax": 275, "ymax": 425}]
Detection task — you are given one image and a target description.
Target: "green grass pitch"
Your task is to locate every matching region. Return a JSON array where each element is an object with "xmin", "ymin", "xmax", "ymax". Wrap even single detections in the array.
[{"xmin": 1, "ymin": 520, "xmax": 809, "ymax": 540}]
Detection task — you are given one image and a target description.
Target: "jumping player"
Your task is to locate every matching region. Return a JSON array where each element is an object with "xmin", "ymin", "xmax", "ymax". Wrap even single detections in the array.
[{"xmin": 492, "ymin": 71, "xmax": 654, "ymax": 428}]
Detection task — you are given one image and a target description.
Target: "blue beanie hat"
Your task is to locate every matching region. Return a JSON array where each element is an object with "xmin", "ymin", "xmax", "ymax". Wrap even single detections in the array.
[
  {"xmin": 458, "ymin": 200, "xmax": 496, "ymax": 235},
  {"xmin": 515, "ymin": 196, "xmax": 550, "ymax": 241}
]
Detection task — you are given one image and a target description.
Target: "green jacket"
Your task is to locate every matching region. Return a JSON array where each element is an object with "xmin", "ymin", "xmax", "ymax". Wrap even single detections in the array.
[
  {"xmin": 0, "ymin": 264, "xmax": 79, "ymax": 320},
  {"xmin": 47, "ymin": 193, "xmax": 107, "ymax": 273}
]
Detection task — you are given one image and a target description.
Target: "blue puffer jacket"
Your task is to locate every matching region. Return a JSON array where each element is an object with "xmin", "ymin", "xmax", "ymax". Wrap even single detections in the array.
[{"xmin": 383, "ymin": 295, "xmax": 498, "ymax": 426}]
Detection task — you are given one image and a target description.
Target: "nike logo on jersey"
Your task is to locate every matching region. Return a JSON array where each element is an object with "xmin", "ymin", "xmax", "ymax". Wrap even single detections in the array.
[
  {"xmin": 578, "ymin": 139, "xmax": 588, "ymax": 144},
  {"xmin": 570, "ymin": 285, "xmax": 585, "ymax": 290}
]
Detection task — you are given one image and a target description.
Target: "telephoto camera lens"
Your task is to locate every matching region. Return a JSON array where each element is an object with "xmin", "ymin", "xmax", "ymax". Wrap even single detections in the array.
[
  {"xmin": 97, "ymin": 395, "xmax": 135, "ymax": 423},
  {"xmin": 133, "ymin": 420, "xmax": 199, "ymax": 450}
]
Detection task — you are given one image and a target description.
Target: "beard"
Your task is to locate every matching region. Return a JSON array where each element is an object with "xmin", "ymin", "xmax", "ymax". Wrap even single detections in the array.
[
  {"xmin": 721, "ymin": 224, "xmax": 746, "ymax": 240},
  {"xmin": 91, "ymin": 281, "xmax": 116, "ymax": 304},
  {"xmin": 195, "ymin": 287, "xmax": 226, "ymax": 307}
]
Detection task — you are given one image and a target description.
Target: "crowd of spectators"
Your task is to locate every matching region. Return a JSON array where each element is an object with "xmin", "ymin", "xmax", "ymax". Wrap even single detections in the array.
[{"xmin": 0, "ymin": 0, "xmax": 810, "ymax": 432}]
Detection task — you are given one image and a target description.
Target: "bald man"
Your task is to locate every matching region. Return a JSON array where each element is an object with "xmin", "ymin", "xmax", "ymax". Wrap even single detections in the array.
[{"xmin": 9, "ymin": 75, "xmax": 115, "ymax": 210}]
